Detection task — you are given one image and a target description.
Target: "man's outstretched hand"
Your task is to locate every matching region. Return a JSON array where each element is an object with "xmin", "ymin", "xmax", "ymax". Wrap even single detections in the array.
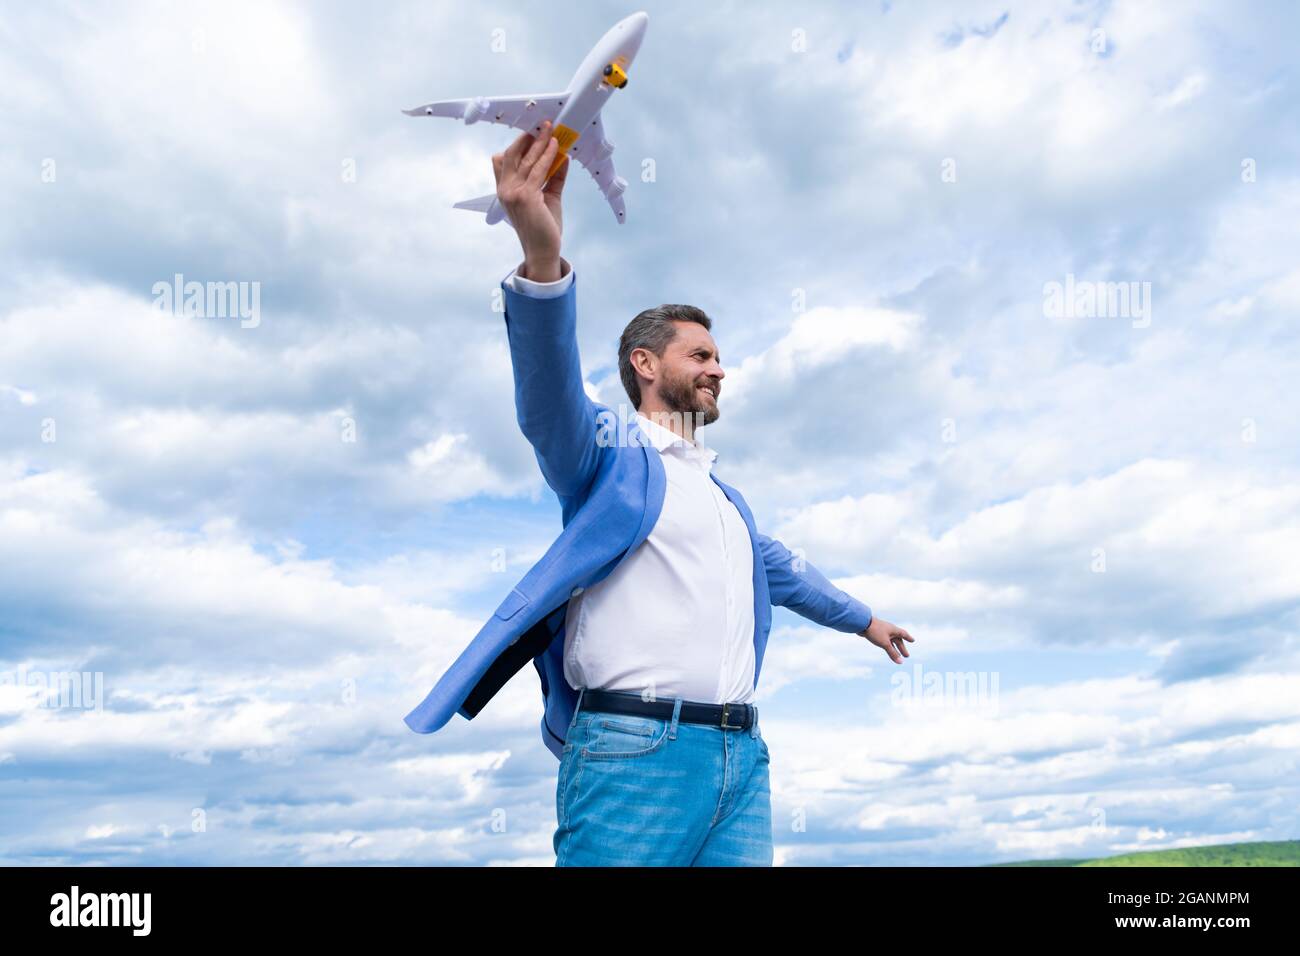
[
  {"xmin": 493, "ymin": 120, "xmax": 569, "ymax": 283},
  {"xmin": 859, "ymin": 617, "xmax": 915, "ymax": 664}
]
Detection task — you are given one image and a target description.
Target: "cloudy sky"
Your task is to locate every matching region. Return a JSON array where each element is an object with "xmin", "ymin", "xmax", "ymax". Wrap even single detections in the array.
[{"xmin": 2, "ymin": 0, "xmax": 1297, "ymax": 866}]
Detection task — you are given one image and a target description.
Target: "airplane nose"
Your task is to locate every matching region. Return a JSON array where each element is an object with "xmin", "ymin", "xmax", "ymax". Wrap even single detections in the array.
[{"xmin": 622, "ymin": 12, "xmax": 648, "ymax": 60}]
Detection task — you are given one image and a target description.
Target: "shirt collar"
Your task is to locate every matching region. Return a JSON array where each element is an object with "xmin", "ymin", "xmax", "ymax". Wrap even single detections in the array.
[{"xmin": 635, "ymin": 412, "xmax": 718, "ymax": 466}]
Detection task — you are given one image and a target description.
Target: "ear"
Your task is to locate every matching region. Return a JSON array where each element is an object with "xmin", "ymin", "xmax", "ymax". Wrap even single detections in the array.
[{"xmin": 629, "ymin": 346, "xmax": 657, "ymax": 382}]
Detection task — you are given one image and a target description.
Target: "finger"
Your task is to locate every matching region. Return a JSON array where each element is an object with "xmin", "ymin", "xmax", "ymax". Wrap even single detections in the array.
[
  {"xmin": 544, "ymin": 152, "xmax": 570, "ymax": 196},
  {"xmin": 885, "ymin": 641, "xmax": 902, "ymax": 664},
  {"xmin": 548, "ymin": 152, "xmax": 569, "ymax": 187},
  {"xmin": 492, "ymin": 153, "xmax": 504, "ymax": 185},
  {"xmin": 519, "ymin": 120, "xmax": 553, "ymax": 176},
  {"xmin": 526, "ymin": 138, "xmax": 559, "ymax": 190},
  {"xmin": 503, "ymin": 129, "xmax": 534, "ymax": 166},
  {"xmin": 893, "ymin": 636, "xmax": 910, "ymax": 659}
]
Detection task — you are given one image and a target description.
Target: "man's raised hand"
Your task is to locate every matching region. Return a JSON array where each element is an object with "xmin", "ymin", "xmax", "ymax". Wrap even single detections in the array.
[{"xmin": 493, "ymin": 120, "xmax": 569, "ymax": 283}]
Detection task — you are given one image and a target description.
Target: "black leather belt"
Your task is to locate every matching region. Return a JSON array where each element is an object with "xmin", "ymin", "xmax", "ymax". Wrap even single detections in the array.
[{"xmin": 579, "ymin": 688, "xmax": 755, "ymax": 730}]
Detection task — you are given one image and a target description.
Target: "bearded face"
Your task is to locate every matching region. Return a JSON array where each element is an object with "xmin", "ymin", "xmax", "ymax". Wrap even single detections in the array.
[{"xmin": 657, "ymin": 360, "xmax": 720, "ymax": 426}]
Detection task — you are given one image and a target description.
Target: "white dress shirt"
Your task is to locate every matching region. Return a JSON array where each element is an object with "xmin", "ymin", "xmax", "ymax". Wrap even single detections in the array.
[
  {"xmin": 502, "ymin": 261, "xmax": 572, "ymax": 297},
  {"xmin": 503, "ymin": 261, "xmax": 758, "ymax": 705}
]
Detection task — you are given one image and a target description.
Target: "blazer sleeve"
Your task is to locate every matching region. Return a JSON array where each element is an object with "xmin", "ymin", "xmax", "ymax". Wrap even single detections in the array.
[
  {"xmin": 500, "ymin": 261, "xmax": 600, "ymax": 499},
  {"xmin": 757, "ymin": 531, "xmax": 874, "ymax": 634}
]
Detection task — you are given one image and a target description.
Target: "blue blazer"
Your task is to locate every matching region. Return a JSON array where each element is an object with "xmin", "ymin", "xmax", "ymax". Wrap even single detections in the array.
[{"xmin": 403, "ymin": 272, "xmax": 874, "ymax": 759}]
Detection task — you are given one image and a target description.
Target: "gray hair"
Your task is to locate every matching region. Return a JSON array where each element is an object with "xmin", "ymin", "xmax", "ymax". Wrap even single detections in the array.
[{"xmin": 617, "ymin": 304, "xmax": 712, "ymax": 408}]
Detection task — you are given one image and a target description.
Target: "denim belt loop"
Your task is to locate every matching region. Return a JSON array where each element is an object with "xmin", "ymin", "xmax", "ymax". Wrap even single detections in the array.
[
  {"xmin": 749, "ymin": 702, "xmax": 759, "ymax": 738},
  {"xmin": 573, "ymin": 687, "xmax": 586, "ymax": 727},
  {"xmin": 669, "ymin": 697, "xmax": 683, "ymax": 739}
]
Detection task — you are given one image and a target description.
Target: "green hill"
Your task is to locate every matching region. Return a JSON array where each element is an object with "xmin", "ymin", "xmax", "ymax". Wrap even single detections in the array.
[{"xmin": 987, "ymin": 839, "xmax": 1300, "ymax": 867}]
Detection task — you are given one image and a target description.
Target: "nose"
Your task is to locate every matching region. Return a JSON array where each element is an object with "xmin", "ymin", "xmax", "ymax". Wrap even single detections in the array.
[{"xmin": 622, "ymin": 11, "xmax": 649, "ymax": 56}]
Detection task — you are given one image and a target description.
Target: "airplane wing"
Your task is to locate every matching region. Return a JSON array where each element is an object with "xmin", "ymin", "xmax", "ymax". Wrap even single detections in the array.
[
  {"xmin": 568, "ymin": 113, "xmax": 629, "ymax": 224},
  {"xmin": 404, "ymin": 95, "xmax": 629, "ymax": 223},
  {"xmin": 402, "ymin": 93, "xmax": 567, "ymax": 136}
]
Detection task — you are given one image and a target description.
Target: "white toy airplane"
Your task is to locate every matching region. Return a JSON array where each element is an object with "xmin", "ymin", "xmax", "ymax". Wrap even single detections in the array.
[{"xmin": 404, "ymin": 11, "xmax": 648, "ymax": 226}]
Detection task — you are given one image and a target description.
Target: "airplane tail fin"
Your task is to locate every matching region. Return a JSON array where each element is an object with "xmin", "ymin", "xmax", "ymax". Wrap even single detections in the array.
[{"xmin": 453, "ymin": 193, "xmax": 510, "ymax": 226}]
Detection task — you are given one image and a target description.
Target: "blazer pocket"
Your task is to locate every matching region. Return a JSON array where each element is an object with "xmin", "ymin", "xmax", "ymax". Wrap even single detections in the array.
[{"xmin": 493, "ymin": 587, "xmax": 531, "ymax": 621}]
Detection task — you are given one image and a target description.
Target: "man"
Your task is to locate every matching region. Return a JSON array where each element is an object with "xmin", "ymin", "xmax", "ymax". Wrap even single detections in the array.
[{"xmin": 404, "ymin": 121, "xmax": 915, "ymax": 866}]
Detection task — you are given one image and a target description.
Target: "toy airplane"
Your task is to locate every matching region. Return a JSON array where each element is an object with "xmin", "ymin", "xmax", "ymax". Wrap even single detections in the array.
[{"xmin": 403, "ymin": 11, "xmax": 648, "ymax": 226}]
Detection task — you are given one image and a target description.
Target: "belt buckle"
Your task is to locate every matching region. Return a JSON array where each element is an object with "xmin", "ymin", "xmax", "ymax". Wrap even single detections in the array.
[{"xmin": 720, "ymin": 702, "xmax": 743, "ymax": 730}]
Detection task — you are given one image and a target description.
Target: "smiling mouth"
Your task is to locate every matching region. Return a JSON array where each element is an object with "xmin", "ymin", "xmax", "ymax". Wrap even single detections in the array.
[{"xmin": 697, "ymin": 385, "xmax": 718, "ymax": 400}]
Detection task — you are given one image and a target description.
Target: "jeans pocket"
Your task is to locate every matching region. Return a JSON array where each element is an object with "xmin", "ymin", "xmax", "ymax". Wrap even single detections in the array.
[{"xmin": 582, "ymin": 714, "xmax": 669, "ymax": 759}]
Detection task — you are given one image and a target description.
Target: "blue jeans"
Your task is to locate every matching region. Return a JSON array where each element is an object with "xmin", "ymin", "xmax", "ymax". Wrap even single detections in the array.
[{"xmin": 553, "ymin": 689, "xmax": 773, "ymax": 866}]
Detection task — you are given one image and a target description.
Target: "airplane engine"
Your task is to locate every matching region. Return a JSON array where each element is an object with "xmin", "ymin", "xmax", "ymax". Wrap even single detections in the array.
[
  {"xmin": 462, "ymin": 98, "xmax": 491, "ymax": 125},
  {"xmin": 602, "ymin": 63, "xmax": 629, "ymax": 88}
]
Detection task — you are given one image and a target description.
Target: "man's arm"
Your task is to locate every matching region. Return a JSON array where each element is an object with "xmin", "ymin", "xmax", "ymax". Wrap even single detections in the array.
[
  {"xmin": 758, "ymin": 531, "xmax": 873, "ymax": 632},
  {"xmin": 493, "ymin": 123, "xmax": 600, "ymax": 498},
  {"xmin": 495, "ymin": 119, "xmax": 566, "ymax": 282},
  {"xmin": 504, "ymin": 261, "xmax": 573, "ymax": 298},
  {"xmin": 758, "ymin": 531, "xmax": 915, "ymax": 663}
]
